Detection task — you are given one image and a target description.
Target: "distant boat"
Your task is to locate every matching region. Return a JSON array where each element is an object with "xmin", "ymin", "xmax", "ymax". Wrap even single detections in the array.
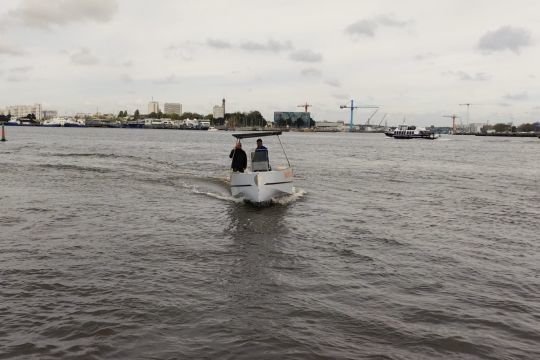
[
  {"xmin": 229, "ymin": 131, "xmax": 294, "ymax": 205},
  {"xmin": 4, "ymin": 119, "xmax": 21, "ymax": 126},
  {"xmin": 390, "ymin": 124, "xmax": 439, "ymax": 139},
  {"xmin": 42, "ymin": 118, "xmax": 63, "ymax": 127},
  {"xmin": 63, "ymin": 118, "xmax": 85, "ymax": 127},
  {"xmin": 43, "ymin": 117, "xmax": 85, "ymax": 127},
  {"xmin": 3, "ymin": 118, "xmax": 37, "ymax": 126}
]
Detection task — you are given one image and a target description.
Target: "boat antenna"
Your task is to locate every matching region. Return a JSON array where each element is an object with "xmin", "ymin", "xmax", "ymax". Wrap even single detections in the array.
[{"xmin": 277, "ymin": 135, "xmax": 290, "ymax": 168}]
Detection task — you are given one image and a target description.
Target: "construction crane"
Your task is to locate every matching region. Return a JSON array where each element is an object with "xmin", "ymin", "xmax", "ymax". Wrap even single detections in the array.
[
  {"xmin": 297, "ymin": 102, "xmax": 312, "ymax": 113},
  {"xmin": 443, "ymin": 114, "xmax": 460, "ymax": 134},
  {"xmin": 377, "ymin": 113, "xmax": 388, "ymax": 127},
  {"xmin": 366, "ymin": 108, "xmax": 379, "ymax": 126},
  {"xmin": 340, "ymin": 100, "xmax": 379, "ymax": 132},
  {"xmin": 459, "ymin": 103, "xmax": 474, "ymax": 126}
]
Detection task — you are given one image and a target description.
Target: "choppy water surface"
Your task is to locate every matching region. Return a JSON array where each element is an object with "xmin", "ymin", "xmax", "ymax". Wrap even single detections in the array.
[{"xmin": 1, "ymin": 127, "xmax": 539, "ymax": 359}]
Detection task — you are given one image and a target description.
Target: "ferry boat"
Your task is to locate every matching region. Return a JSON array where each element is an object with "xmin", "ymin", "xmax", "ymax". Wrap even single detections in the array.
[
  {"xmin": 229, "ymin": 131, "xmax": 293, "ymax": 205},
  {"xmin": 43, "ymin": 117, "xmax": 85, "ymax": 127},
  {"xmin": 390, "ymin": 124, "xmax": 438, "ymax": 139}
]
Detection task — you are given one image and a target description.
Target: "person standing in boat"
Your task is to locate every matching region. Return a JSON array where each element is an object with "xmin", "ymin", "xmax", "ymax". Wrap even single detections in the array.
[
  {"xmin": 229, "ymin": 141, "xmax": 247, "ymax": 172},
  {"xmin": 254, "ymin": 138, "xmax": 271, "ymax": 171},
  {"xmin": 255, "ymin": 138, "xmax": 267, "ymax": 152}
]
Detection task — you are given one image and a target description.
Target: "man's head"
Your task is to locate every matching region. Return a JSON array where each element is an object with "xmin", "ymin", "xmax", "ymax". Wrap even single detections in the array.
[
  {"xmin": 235, "ymin": 142, "xmax": 242, "ymax": 149},
  {"xmin": 256, "ymin": 138, "xmax": 262, "ymax": 146}
]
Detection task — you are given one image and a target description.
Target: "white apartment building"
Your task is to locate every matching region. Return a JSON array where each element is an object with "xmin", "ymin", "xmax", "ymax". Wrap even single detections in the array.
[
  {"xmin": 213, "ymin": 105, "xmax": 224, "ymax": 119},
  {"xmin": 164, "ymin": 102, "xmax": 182, "ymax": 115},
  {"xmin": 2, "ymin": 104, "xmax": 42, "ymax": 120},
  {"xmin": 148, "ymin": 101, "xmax": 160, "ymax": 114},
  {"xmin": 42, "ymin": 110, "xmax": 58, "ymax": 119}
]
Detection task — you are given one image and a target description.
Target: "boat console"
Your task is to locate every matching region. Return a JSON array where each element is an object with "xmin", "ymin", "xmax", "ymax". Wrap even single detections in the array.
[{"xmin": 251, "ymin": 151, "xmax": 270, "ymax": 172}]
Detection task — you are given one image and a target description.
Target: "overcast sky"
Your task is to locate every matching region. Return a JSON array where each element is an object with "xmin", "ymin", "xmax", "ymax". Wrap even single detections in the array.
[{"xmin": 1, "ymin": 0, "xmax": 539, "ymax": 126}]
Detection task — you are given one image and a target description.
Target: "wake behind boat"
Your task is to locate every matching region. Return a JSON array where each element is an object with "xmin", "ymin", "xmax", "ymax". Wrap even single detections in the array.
[{"xmin": 229, "ymin": 131, "xmax": 294, "ymax": 205}]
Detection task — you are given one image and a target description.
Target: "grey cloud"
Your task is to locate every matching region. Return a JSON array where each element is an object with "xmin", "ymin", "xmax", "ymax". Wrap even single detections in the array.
[
  {"xmin": 301, "ymin": 68, "xmax": 322, "ymax": 77},
  {"xmin": 445, "ymin": 71, "xmax": 491, "ymax": 81},
  {"xmin": 239, "ymin": 39, "xmax": 292, "ymax": 52},
  {"xmin": 7, "ymin": 75, "xmax": 28, "ymax": 82},
  {"xmin": 71, "ymin": 48, "xmax": 99, "ymax": 65},
  {"xmin": 345, "ymin": 20, "xmax": 377, "ymax": 37},
  {"xmin": 503, "ymin": 91, "xmax": 528, "ymax": 100},
  {"xmin": 0, "ymin": 42, "xmax": 25, "ymax": 56},
  {"xmin": 120, "ymin": 73, "xmax": 133, "ymax": 83},
  {"xmin": 498, "ymin": 102, "xmax": 512, "ymax": 107},
  {"xmin": 325, "ymin": 79, "xmax": 341, "ymax": 87},
  {"xmin": 375, "ymin": 14, "xmax": 410, "ymax": 28},
  {"xmin": 345, "ymin": 14, "xmax": 411, "ymax": 37},
  {"xmin": 8, "ymin": 0, "xmax": 118, "ymax": 28},
  {"xmin": 154, "ymin": 74, "xmax": 182, "ymax": 85},
  {"xmin": 207, "ymin": 38, "xmax": 293, "ymax": 53},
  {"xmin": 289, "ymin": 49, "xmax": 322, "ymax": 63},
  {"xmin": 478, "ymin": 26, "xmax": 532, "ymax": 54},
  {"xmin": 414, "ymin": 52, "xmax": 435, "ymax": 61},
  {"xmin": 207, "ymin": 38, "xmax": 233, "ymax": 49},
  {"xmin": 10, "ymin": 66, "xmax": 33, "ymax": 73},
  {"xmin": 332, "ymin": 93, "xmax": 350, "ymax": 100},
  {"xmin": 165, "ymin": 44, "xmax": 195, "ymax": 61}
]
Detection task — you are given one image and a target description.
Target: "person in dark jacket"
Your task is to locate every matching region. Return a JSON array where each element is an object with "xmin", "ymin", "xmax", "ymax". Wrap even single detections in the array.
[
  {"xmin": 229, "ymin": 142, "xmax": 247, "ymax": 172},
  {"xmin": 255, "ymin": 138, "xmax": 267, "ymax": 151}
]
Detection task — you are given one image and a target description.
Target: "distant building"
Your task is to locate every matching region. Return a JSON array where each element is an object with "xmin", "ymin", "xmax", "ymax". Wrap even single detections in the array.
[
  {"xmin": 164, "ymin": 102, "xmax": 182, "ymax": 115},
  {"xmin": 213, "ymin": 99, "xmax": 226, "ymax": 119},
  {"xmin": 75, "ymin": 113, "xmax": 89, "ymax": 119},
  {"xmin": 467, "ymin": 123, "xmax": 484, "ymax": 133},
  {"xmin": 2, "ymin": 104, "xmax": 42, "ymax": 120},
  {"xmin": 274, "ymin": 111, "xmax": 311, "ymax": 128},
  {"xmin": 148, "ymin": 101, "xmax": 160, "ymax": 114},
  {"xmin": 213, "ymin": 105, "xmax": 224, "ymax": 119},
  {"xmin": 42, "ymin": 110, "xmax": 58, "ymax": 120}
]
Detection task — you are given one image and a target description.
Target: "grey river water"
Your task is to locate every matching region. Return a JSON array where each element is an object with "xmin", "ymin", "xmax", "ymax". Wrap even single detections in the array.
[{"xmin": 1, "ymin": 127, "xmax": 539, "ymax": 359}]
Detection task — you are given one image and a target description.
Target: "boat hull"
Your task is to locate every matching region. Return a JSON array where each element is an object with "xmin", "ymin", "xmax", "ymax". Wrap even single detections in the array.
[
  {"xmin": 393, "ymin": 133, "xmax": 439, "ymax": 139},
  {"xmin": 230, "ymin": 168, "xmax": 294, "ymax": 205}
]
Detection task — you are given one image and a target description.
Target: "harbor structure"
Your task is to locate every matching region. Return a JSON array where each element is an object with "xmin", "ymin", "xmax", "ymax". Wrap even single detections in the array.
[
  {"xmin": 314, "ymin": 121, "xmax": 345, "ymax": 132},
  {"xmin": 164, "ymin": 102, "xmax": 182, "ymax": 115}
]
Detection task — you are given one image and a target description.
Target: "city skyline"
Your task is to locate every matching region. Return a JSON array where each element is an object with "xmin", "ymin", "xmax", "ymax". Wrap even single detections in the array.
[{"xmin": 1, "ymin": 0, "xmax": 540, "ymax": 126}]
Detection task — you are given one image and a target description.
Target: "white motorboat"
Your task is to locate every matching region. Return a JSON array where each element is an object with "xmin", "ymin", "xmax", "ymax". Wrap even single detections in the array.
[
  {"xmin": 42, "ymin": 117, "xmax": 63, "ymax": 127},
  {"xmin": 230, "ymin": 131, "xmax": 294, "ymax": 205}
]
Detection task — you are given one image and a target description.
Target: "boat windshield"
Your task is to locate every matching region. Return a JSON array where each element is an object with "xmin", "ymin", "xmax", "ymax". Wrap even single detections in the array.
[{"xmin": 251, "ymin": 151, "xmax": 270, "ymax": 172}]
